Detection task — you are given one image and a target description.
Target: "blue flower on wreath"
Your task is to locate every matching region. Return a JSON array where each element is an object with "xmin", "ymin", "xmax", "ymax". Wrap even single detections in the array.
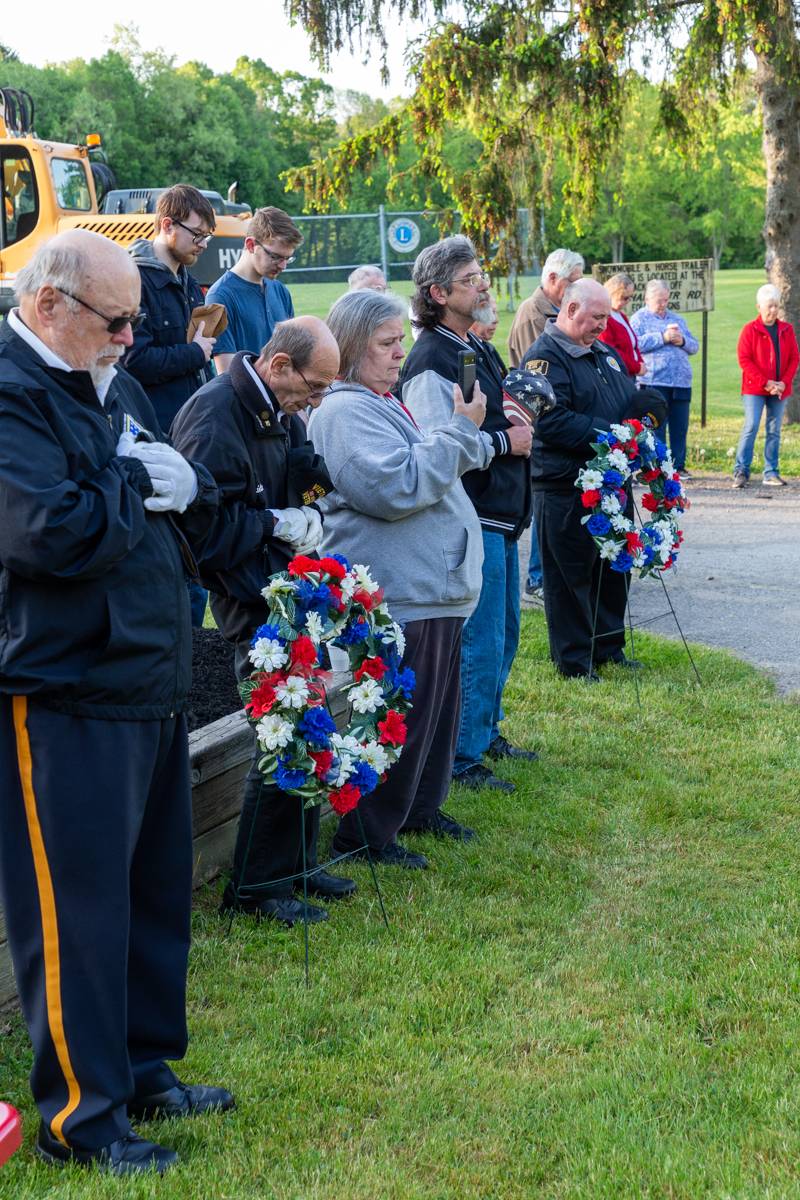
[
  {"xmin": 253, "ymin": 622, "xmax": 282, "ymax": 644},
  {"xmin": 647, "ymin": 528, "xmax": 663, "ymax": 546},
  {"xmin": 298, "ymin": 706, "xmax": 336, "ymax": 747},
  {"xmin": 610, "ymin": 551, "xmax": 634, "ymax": 573},
  {"xmin": 388, "ymin": 665, "xmax": 416, "ymax": 698},
  {"xmin": 331, "ymin": 553, "xmax": 351, "ymax": 571},
  {"xmin": 595, "ymin": 431, "xmax": 614, "ymax": 445},
  {"xmin": 663, "ymin": 479, "xmax": 682, "ymax": 501},
  {"xmin": 338, "ymin": 619, "xmax": 370, "ymax": 644},
  {"xmin": 603, "ymin": 468, "xmax": 624, "ymax": 487},
  {"xmin": 296, "ymin": 580, "xmax": 331, "ymax": 612},
  {"xmin": 653, "ymin": 437, "xmax": 668, "ymax": 459},
  {"xmin": 349, "ymin": 761, "xmax": 379, "ymax": 796},
  {"xmin": 587, "ymin": 514, "xmax": 612, "ymax": 536},
  {"xmin": 642, "ymin": 545, "xmax": 656, "ymax": 564},
  {"xmin": 275, "ymin": 756, "xmax": 309, "ymax": 791}
]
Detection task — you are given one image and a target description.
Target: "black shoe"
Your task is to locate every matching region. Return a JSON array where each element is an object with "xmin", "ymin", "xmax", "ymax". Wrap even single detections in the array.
[
  {"xmin": 486, "ymin": 735, "xmax": 539, "ymax": 763},
  {"xmin": 453, "ymin": 763, "xmax": 515, "ymax": 793},
  {"xmin": 402, "ymin": 809, "xmax": 475, "ymax": 841},
  {"xmin": 36, "ymin": 1122, "xmax": 177, "ymax": 1176},
  {"xmin": 600, "ymin": 655, "xmax": 644, "ymax": 671},
  {"xmin": 129, "ymin": 1080, "xmax": 235, "ymax": 1121},
  {"xmin": 295, "ymin": 869, "xmax": 357, "ymax": 900},
  {"xmin": 559, "ymin": 669, "xmax": 601, "ymax": 682},
  {"xmin": 220, "ymin": 887, "xmax": 328, "ymax": 927},
  {"xmin": 335, "ymin": 839, "xmax": 428, "ymax": 869}
]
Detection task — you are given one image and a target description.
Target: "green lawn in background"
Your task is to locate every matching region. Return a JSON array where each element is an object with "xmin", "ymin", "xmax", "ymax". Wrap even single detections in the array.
[
  {"xmin": 3, "ymin": 615, "xmax": 800, "ymax": 1198},
  {"xmin": 289, "ymin": 268, "xmax": 800, "ymax": 476}
]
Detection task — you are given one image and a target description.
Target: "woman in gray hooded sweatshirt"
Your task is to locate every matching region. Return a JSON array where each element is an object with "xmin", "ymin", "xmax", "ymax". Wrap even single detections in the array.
[{"xmin": 308, "ymin": 288, "xmax": 491, "ymax": 867}]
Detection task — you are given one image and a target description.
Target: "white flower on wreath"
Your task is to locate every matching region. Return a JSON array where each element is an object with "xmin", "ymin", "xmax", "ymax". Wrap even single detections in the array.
[
  {"xmin": 352, "ymin": 563, "xmax": 380, "ymax": 594},
  {"xmin": 642, "ymin": 431, "xmax": 655, "ymax": 451},
  {"xmin": 340, "ymin": 571, "xmax": 357, "ymax": 599},
  {"xmin": 606, "ymin": 449, "xmax": 630, "ymax": 474},
  {"xmin": 380, "ymin": 621, "xmax": 406, "ymax": 656},
  {"xmin": 261, "ymin": 576, "xmax": 295, "ymax": 599},
  {"xmin": 610, "ymin": 423, "xmax": 631, "ymax": 441},
  {"xmin": 610, "ymin": 513, "xmax": 633, "ymax": 533},
  {"xmin": 256, "ymin": 713, "xmax": 294, "ymax": 751},
  {"xmin": 304, "ymin": 611, "xmax": 323, "ymax": 643},
  {"xmin": 275, "ymin": 676, "xmax": 310, "ymax": 709},
  {"xmin": 599, "ymin": 540, "xmax": 622, "ymax": 561},
  {"xmin": 331, "ymin": 732, "xmax": 361, "ymax": 756},
  {"xmin": 348, "ymin": 677, "xmax": 386, "ymax": 714},
  {"xmin": 579, "ymin": 468, "xmax": 604, "ymax": 490},
  {"xmin": 601, "ymin": 493, "xmax": 621, "ymax": 515},
  {"xmin": 360, "ymin": 740, "xmax": 390, "ymax": 775},
  {"xmin": 249, "ymin": 638, "xmax": 288, "ymax": 671}
]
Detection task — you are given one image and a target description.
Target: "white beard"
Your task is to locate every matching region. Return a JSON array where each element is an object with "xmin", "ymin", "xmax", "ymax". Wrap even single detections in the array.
[
  {"xmin": 471, "ymin": 300, "xmax": 495, "ymax": 326},
  {"xmin": 88, "ymin": 360, "xmax": 119, "ymax": 399}
]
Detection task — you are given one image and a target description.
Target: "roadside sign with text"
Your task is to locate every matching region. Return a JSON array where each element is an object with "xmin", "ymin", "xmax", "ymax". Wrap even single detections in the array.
[{"xmin": 592, "ymin": 258, "xmax": 715, "ymax": 313}]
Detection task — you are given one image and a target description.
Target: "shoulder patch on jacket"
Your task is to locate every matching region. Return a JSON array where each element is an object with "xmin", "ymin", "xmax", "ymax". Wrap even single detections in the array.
[{"xmin": 523, "ymin": 358, "xmax": 549, "ymax": 376}]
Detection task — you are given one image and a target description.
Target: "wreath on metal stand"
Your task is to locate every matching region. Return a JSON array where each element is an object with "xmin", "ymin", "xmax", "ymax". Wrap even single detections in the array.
[{"xmin": 232, "ymin": 553, "xmax": 415, "ymax": 979}]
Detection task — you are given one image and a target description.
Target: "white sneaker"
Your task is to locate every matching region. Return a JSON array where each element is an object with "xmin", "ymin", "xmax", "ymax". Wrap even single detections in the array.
[{"xmin": 762, "ymin": 475, "xmax": 786, "ymax": 486}]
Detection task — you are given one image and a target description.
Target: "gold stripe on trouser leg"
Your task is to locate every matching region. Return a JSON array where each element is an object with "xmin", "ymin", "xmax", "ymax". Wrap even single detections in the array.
[{"xmin": 12, "ymin": 696, "xmax": 81, "ymax": 1147}]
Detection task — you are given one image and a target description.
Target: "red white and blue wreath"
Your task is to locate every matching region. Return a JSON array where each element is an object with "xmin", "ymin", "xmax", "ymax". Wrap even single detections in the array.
[
  {"xmin": 238, "ymin": 554, "xmax": 414, "ymax": 816},
  {"xmin": 577, "ymin": 420, "xmax": 688, "ymax": 576}
]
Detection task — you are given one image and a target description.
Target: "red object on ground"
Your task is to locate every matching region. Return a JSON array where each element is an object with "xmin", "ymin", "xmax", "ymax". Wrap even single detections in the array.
[{"xmin": 0, "ymin": 1103, "xmax": 22, "ymax": 1165}]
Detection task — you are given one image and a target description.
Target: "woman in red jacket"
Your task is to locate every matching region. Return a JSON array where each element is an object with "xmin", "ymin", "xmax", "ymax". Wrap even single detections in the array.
[
  {"xmin": 599, "ymin": 273, "xmax": 645, "ymax": 377},
  {"xmin": 733, "ymin": 284, "xmax": 799, "ymax": 487}
]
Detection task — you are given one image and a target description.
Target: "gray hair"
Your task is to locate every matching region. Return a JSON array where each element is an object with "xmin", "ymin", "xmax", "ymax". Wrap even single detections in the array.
[
  {"xmin": 261, "ymin": 320, "xmax": 316, "ymax": 368},
  {"xmin": 645, "ymin": 278, "xmax": 670, "ymax": 300},
  {"xmin": 326, "ymin": 289, "xmax": 407, "ymax": 382},
  {"xmin": 562, "ymin": 278, "xmax": 608, "ymax": 308},
  {"xmin": 348, "ymin": 265, "xmax": 385, "ymax": 290},
  {"xmin": 604, "ymin": 271, "xmax": 634, "ymax": 300},
  {"xmin": 756, "ymin": 283, "xmax": 780, "ymax": 307},
  {"xmin": 541, "ymin": 248, "xmax": 584, "ymax": 286},
  {"xmin": 15, "ymin": 240, "xmax": 87, "ymax": 308},
  {"xmin": 411, "ymin": 235, "xmax": 479, "ymax": 329}
]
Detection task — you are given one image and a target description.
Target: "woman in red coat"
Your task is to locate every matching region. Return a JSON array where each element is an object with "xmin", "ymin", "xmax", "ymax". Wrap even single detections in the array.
[
  {"xmin": 599, "ymin": 272, "xmax": 645, "ymax": 377},
  {"xmin": 733, "ymin": 284, "xmax": 799, "ymax": 487}
]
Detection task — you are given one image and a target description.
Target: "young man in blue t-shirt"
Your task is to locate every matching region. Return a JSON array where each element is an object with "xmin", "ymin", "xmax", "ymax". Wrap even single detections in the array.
[{"xmin": 207, "ymin": 207, "xmax": 302, "ymax": 372}]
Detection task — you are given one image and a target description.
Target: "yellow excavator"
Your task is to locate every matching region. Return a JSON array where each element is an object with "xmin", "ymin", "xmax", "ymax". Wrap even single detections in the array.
[{"xmin": 1, "ymin": 87, "xmax": 250, "ymax": 314}]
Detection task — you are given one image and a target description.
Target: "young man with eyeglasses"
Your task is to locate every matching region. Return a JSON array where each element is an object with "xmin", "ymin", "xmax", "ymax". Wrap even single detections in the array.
[
  {"xmin": 399, "ymin": 235, "xmax": 538, "ymax": 802},
  {"xmin": 207, "ymin": 206, "xmax": 302, "ymax": 374}
]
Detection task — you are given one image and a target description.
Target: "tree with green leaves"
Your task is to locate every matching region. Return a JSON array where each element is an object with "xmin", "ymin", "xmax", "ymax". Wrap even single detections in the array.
[{"xmin": 284, "ymin": 0, "xmax": 800, "ymax": 420}]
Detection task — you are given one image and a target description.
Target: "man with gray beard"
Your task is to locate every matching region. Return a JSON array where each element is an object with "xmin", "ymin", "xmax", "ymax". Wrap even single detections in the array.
[{"xmin": 399, "ymin": 236, "xmax": 537, "ymax": 799}]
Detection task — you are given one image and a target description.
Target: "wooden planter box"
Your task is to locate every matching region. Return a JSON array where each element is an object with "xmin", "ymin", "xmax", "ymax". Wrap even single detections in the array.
[{"xmin": 0, "ymin": 675, "xmax": 350, "ymax": 1011}]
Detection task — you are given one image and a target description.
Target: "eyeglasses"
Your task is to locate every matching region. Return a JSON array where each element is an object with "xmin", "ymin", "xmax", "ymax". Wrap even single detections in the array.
[
  {"xmin": 172, "ymin": 220, "xmax": 214, "ymax": 245},
  {"xmin": 58, "ymin": 288, "xmax": 146, "ymax": 333},
  {"xmin": 452, "ymin": 270, "xmax": 490, "ymax": 288},
  {"xmin": 292, "ymin": 360, "xmax": 329, "ymax": 401},
  {"xmin": 254, "ymin": 242, "xmax": 296, "ymax": 266}
]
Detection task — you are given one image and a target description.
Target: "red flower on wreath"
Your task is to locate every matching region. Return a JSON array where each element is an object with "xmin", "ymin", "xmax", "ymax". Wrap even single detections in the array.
[
  {"xmin": 378, "ymin": 709, "xmax": 407, "ymax": 746},
  {"xmin": 327, "ymin": 584, "xmax": 345, "ymax": 611},
  {"xmin": 290, "ymin": 635, "xmax": 318, "ymax": 672},
  {"xmin": 627, "ymin": 418, "xmax": 644, "ymax": 434},
  {"xmin": 288, "ymin": 554, "xmax": 320, "ymax": 577},
  {"xmin": 354, "ymin": 656, "xmax": 388, "ymax": 683},
  {"xmin": 328, "ymin": 783, "xmax": 361, "ymax": 815},
  {"xmin": 317, "ymin": 556, "xmax": 346, "ymax": 580},
  {"xmin": 641, "ymin": 492, "xmax": 659, "ymax": 512},
  {"xmin": 310, "ymin": 749, "xmax": 334, "ymax": 778},
  {"xmin": 625, "ymin": 531, "xmax": 643, "ymax": 555},
  {"xmin": 642, "ymin": 468, "xmax": 661, "ymax": 482},
  {"xmin": 246, "ymin": 672, "xmax": 281, "ymax": 718},
  {"xmin": 581, "ymin": 489, "xmax": 601, "ymax": 508}
]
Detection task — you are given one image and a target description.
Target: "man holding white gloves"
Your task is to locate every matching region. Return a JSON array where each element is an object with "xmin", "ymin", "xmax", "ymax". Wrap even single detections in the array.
[
  {"xmin": 171, "ymin": 316, "xmax": 355, "ymax": 926},
  {"xmin": 0, "ymin": 231, "xmax": 230, "ymax": 1177}
]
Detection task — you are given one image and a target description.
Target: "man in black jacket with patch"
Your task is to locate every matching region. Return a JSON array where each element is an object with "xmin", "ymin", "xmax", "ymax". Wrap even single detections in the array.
[
  {"xmin": 522, "ymin": 278, "xmax": 666, "ymax": 679},
  {"xmin": 400, "ymin": 236, "xmax": 537, "ymax": 796},
  {"xmin": 172, "ymin": 316, "xmax": 355, "ymax": 926},
  {"xmin": 0, "ymin": 231, "xmax": 232, "ymax": 1177}
]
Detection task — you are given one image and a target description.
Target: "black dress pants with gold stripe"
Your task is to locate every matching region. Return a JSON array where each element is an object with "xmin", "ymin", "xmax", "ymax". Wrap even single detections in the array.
[{"xmin": 0, "ymin": 696, "xmax": 193, "ymax": 1151}]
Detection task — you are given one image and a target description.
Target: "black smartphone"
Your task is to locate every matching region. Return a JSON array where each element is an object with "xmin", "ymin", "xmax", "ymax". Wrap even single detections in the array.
[{"xmin": 457, "ymin": 349, "xmax": 477, "ymax": 402}]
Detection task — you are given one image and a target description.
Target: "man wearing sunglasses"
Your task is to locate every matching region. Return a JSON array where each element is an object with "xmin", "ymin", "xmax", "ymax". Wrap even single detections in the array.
[
  {"xmin": 0, "ymin": 230, "xmax": 232, "ymax": 1176},
  {"xmin": 207, "ymin": 206, "xmax": 302, "ymax": 374}
]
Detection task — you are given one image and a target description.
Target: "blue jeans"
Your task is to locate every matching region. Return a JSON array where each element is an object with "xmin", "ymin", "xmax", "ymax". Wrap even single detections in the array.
[
  {"xmin": 526, "ymin": 523, "xmax": 543, "ymax": 590},
  {"xmin": 653, "ymin": 385, "xmax": 691, "ymax": 471},
  {"xmin": 734, "ymin": 394, "xmax": 784, "ymax": 478},
  {"xmin": 453, "ymin": 530, "xmax": 521, "ymax": 774}
]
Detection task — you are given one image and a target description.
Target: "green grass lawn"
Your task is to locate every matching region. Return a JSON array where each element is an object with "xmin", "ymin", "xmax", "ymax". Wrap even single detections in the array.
[
  {"xmin": 288, "ymin": 268, "xmax": 800, "ymax": 477},
  {"xmin": 4, "ymin": 613, "xmax": 800, "ymax": 1197}
]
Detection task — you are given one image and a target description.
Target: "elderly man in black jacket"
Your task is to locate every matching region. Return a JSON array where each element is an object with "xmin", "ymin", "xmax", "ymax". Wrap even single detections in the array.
[
  {"xmin": 522, "ymin": 278, "xmax": 666, "ymax": 680},
  {"xmin": 172, "ymin": 316, "xmax": 356, "ymax": 927},
  {"xmin": 0, "ymin": 230, "xmax": 232, "ymax": 1177}
]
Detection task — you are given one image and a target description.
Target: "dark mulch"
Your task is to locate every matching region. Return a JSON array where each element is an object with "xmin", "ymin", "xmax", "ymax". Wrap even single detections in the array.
[{"xmin": 186, "ymin": 628, "xmax": 243, "ymax": 733}]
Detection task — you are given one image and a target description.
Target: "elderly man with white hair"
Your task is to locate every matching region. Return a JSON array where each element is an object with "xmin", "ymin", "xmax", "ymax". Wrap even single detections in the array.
[
  {"xmin": 0, "ymin": 230, "xmax": 232, "ymax": 1176},
  {"xmin": 347, "ymin": 264, "xmax": 387, "ymax": 292},
  {"xmin": 507, "ymin": 247, "xmax": 584, "ymax": 368},
  {"xmin": 521, "ymin": 278, "xmax": 667, "ymax": 680},
  {"xmin": 732, "ymin": 283, "xmax": 799, "ymax": 487}
]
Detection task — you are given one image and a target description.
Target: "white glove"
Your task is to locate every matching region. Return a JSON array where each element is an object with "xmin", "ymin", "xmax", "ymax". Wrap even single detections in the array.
[
  {"xmin": 270, "ymin": 506, "xmax": 310, "ymax": 545},
  {"xmin": 115, "ymin": 430, "xmax": 137, "ymax": 457},
  {"xmin": 294, "ymin": 506, "xmax": 323, "ymax": 555},
  {"xmin": 124, "ymin": 440, "xmax": 199, "ymax": 513}
]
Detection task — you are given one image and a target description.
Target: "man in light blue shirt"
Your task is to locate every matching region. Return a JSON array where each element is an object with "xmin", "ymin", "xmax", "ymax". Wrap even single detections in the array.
[
  {"xmin": 207, "ymin": 207, "xmax": 301, "ymax": 372},
  {"xmin": 630, "ymin": 278, "xmax": 699, "ymax": 477}
]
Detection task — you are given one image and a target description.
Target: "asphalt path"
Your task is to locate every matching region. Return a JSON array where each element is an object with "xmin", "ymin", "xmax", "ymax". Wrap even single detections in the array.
[{"xmin": 518, "ymin": 476, "xmax": 800, "ymax": 696}]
